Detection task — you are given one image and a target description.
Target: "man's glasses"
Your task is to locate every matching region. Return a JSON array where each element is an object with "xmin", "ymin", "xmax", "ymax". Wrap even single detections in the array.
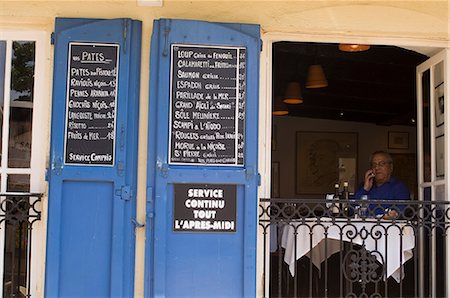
[{"xmin": 371, "ymin": 161, "xmax": 391, "ymax": 168}]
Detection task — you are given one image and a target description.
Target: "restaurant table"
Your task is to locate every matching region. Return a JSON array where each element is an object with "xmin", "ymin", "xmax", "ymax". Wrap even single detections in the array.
[{"xmin": 281, "ymin": 218, "xmax": 415, "ymax": 282}]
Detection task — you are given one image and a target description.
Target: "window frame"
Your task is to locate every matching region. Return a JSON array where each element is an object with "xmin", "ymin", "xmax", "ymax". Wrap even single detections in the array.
[{"xmin": 0, "ymin": 29, "xmax": 50, "ymax": 298}]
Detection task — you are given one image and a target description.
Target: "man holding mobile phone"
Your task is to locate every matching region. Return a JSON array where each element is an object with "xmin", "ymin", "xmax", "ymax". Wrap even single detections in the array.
[{"xmin": 354, "ymin": 150, "xmax": 410, "ymax": 219}]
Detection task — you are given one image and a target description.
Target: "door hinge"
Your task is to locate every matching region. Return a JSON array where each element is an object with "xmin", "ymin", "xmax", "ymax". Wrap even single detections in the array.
[
  {"xmin": 117, "ymin": 185, "xmax": 132, "ymax": 201},
  {"xmin": 260, "ymin": 39, "xmax": 263, "ymax": 52},
  {"xmin": 50, "ymin": 32, "xmax": 55, "ymax": 45}
]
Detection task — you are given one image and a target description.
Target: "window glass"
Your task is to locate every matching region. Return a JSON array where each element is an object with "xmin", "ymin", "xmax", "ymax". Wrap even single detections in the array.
[
  {"xmin": 1, "ymin": 39, "xmax": 36, "ymax": 298},
  {"xmin": 423, "ymin": 186, "xmax": 431, "ymax": 201},
  {"xmin": 434, "ymin": 61, "xmax": 445, "ymax": 180},
  {"xmin": 0, "ymin": 41, "xmax": 6, "ymax": 159},
  {"xmin": 435, "ymin": 184, "xmax": 444, "ymax": 201},
  {"xmin": 3, "ymin": 174, "xmax": 30, "ymax": 296},
  {"xmin": 8, "ymin": 108, "xmax": 32, "ymax": 168},
  {"xmin": 10, "ymin": 41, "xmax": 35, "ymax": 103},
  {"xmin": 422, "ymin": 70, "xmax": 431, "ymax": 182},
  {"xmin": 7, "ymin": 174, "xmax": 30, "ymax": 192},
  {"xmin": 8, "ymin": 41, "xmax": 34, "ymax": 168}
]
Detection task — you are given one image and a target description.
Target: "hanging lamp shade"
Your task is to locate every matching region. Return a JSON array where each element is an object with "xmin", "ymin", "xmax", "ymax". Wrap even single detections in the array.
[
  {"xmin": 283, "ymin": 82, "xmax": 303, "ymax": 104},
  {"xmin": 305, "ymin": 65, "xmax": 328, "ymax": 88},
  {"xmin": 272, "ymin": 96, "xmax": 289, "ymax": 115},
  {"xmin": 339, "ymin": 44, "xmax": 370, "ymax": 52}
]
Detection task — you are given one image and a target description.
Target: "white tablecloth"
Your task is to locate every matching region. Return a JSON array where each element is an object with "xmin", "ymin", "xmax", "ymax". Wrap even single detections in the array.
[{"xmin": 281, "ymin": 218, "xmax": 415, "ymax": 282}]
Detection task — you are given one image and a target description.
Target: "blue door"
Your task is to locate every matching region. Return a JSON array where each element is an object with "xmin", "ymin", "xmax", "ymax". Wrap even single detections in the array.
[
  {"xmin": 45, "ymin": 18, "xmax": 141, "ymax": 297},
  {"xmin": 145, "ymin": 19, "xmax": 260, "ymax": 297}
]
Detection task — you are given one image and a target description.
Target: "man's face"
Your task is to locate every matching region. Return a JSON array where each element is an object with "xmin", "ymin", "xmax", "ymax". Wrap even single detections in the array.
[{"xmin": 370, "ymin": 153, "xmax": 393, "ymax": 184}]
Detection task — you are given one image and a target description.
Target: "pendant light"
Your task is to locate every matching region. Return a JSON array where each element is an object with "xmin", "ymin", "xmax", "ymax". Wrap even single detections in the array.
[
  {"xmin": 305, "ymin": 44, "xmax": 328, "ymax": 89},
  {"xmin": 339, "ymin": 44, "xmax": 370, "ymax": 52},
  {"xmin": 273, "ymin": 96, "xmax": 289, "ymax": 115},
  {"xmin": 305, "ymin": 65, "xmax": 328, "ymax": 89},
  {"xmin": 283, "ymin": 82, "xmax": 303, "ymax": 104}
]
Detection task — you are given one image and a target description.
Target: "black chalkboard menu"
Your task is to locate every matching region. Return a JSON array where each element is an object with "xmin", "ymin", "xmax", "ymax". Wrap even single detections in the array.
[
  {"xmin": 173, "ymin": 183, "xmax": 237, "ymax": 232},
  {"xmin": 169, "ymin": 44, "xmax": 246, "ymax": 166},
  {"xmin": 64, "ymin": 43, "xmax": 119, "ymax": 166}
]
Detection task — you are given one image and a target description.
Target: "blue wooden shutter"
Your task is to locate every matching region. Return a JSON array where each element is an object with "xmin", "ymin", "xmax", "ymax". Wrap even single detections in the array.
[
  {"xmin": 145, "ymin": 19, "xmax": 260, "ymax": 297},
  {"xmin": 45, "ymin": 18, "xmax": 141, "ymax": 297}
]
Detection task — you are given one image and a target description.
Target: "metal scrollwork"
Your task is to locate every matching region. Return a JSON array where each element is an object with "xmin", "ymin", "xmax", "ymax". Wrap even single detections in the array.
[
  {"xmin": 0, "ymin": 193, "xmax": 42, "ymax": 226},
  {"xmin": 344, "ymin": 248, "xmax": 383, "ymax": 289}
]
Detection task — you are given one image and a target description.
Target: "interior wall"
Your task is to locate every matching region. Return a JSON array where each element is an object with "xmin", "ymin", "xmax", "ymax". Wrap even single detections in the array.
[{"xmin": 272, "ymin": 116, "xmax": 417, "ymax": 198}]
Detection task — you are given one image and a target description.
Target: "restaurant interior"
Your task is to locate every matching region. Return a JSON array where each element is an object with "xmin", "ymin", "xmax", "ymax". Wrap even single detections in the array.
[
  {"xmin": 268, "ymin": 41, "xmax": 433, "ymax": 297},
  {"xmin": 271, "ymin": 41, "xmax": 429, "ymax": 199}
]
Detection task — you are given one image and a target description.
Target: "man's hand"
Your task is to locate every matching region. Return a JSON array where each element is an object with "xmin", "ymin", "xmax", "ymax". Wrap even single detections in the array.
[
  {"xmin": 383, "ymin": 209, "xmax": 399, "ymax": 220},
  {"xmin": 363, "ymin": 169, "xmax": 375, "ymax": 191}
]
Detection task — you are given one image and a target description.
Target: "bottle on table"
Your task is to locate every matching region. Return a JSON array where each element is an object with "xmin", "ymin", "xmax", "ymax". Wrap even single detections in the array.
[
  {"xmin": 342, "ymin": 181, "xmax": 350, "ymax": 216},
  {"xmin": 359, "ymin": 194, "xmax": 368, "ymax": 218},
  {"xmin": 331, "ymin": 183, "xmax": 340, "ymax": 215}
]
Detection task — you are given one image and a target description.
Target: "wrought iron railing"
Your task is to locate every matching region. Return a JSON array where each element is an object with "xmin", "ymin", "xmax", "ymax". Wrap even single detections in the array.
[
  {"xmin": 0, "ymin": 193, "xmax": 42, "ymax": 298},
  {"xmin": 259, "ymin": 198, "xmax": 449, "ymax": 298}
]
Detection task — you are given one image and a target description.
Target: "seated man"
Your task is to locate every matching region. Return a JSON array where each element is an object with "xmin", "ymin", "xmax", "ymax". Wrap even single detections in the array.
[{"xmin": 354, "ymin": 151, "xmax": 410, "ymax": 219}]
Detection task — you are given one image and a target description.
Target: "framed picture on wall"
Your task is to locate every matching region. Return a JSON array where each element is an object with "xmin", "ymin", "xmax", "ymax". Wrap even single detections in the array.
[
  {"xmin": 296, "ymin": 132, "xmax": 358, "ymax": 195},
  {"xmin": 388, "ymin": 131, "xmax": 409, "ymax": 149},
  {"xmin": 435, "ymin": 83, "xmax": 444, "ymax": 127}
]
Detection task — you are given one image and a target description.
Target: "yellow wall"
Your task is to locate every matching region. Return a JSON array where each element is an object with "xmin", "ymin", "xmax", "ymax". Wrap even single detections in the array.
[
  {"xmin": 0, "ymin": 1, "xmax": 448, "ymax": 297},
  {"xmin": 0, "ymin": 1, "xmax": 448, "ymax": 41}
]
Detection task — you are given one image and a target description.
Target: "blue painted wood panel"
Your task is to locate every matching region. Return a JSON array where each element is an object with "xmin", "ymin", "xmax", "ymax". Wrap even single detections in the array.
[
  {"xmin": 58, "ymin": 181, "xmax": 113, "ymax": 297},
  {"xmin": 46, "ymin": 18, "xmax": 141, "ymax": 297},
  {"xmin": 146, "ymin": 19, "xmax": 260, "ymax": 297}
]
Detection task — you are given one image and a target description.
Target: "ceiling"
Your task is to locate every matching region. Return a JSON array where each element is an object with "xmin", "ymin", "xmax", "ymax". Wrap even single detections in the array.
[{"xmin": 272, "ymin": 42, "xmax": 430, "ymax": 126}]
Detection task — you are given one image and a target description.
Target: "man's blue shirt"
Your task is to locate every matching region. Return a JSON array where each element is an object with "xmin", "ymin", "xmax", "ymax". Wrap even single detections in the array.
[{"xmin": 354, "ymin": 177, "xmax": 410, "ymax": 214}]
